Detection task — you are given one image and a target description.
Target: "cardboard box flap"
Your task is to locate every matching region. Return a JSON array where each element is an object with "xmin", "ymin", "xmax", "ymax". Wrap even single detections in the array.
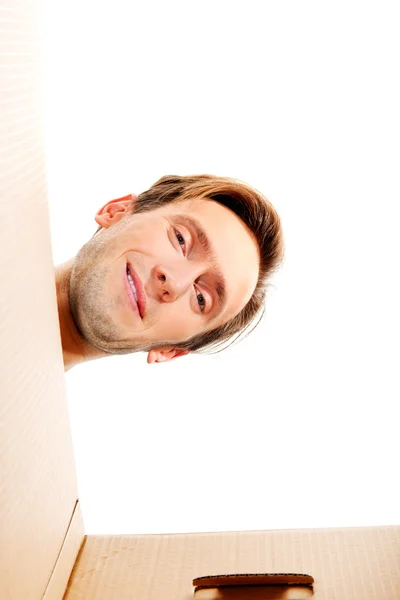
[
  {"xmin": 64, "ymin": 525, "xmax": 400, "ymax": 599},
  {"xmin": 0, "ymin": 0, "xmax": 83, "ymax": 598}
]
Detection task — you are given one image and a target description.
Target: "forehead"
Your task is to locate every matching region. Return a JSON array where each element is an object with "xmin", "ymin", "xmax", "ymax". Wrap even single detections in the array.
[{"xmin": 161, "ymin": 197, "xmax": 260, "ymax": 321}]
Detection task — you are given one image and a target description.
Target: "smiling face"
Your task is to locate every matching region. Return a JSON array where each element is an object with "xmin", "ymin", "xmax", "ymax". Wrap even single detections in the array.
[{"xmin": 69, "ymin": 195, "xmax": 259, "ymax": 361}]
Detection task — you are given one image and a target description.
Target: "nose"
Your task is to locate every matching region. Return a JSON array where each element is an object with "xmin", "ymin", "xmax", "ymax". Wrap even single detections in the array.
[{"xmin": 152, "ymin": 263, "xmax": 198, "ymax": 303}]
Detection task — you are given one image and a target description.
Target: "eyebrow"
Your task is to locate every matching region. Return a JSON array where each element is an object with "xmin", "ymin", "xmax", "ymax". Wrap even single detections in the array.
[{"xmin": 174, "ymin": 214, "xmax": 227, "ymax": 319}]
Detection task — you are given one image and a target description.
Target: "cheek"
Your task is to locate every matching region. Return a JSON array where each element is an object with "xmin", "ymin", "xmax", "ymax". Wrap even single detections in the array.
[
  {"xmin": 127, "ymin": 225, "xmax": 168, "ymax": 255},
  {"xmin": 155, "ymin": 299, "xmax": 200, "ymax": 340}
]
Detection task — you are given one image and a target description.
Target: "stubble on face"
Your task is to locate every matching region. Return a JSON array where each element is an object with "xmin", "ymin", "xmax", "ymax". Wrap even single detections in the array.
[{"xmin": 69, "ymin": 219, "xmax": 151, "ymax": 356}]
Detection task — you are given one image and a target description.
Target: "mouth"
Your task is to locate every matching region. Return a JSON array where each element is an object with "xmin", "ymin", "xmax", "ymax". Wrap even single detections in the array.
[{"xmin": 126, "ymin": 263, "xmax": 146, "ymax": 318}]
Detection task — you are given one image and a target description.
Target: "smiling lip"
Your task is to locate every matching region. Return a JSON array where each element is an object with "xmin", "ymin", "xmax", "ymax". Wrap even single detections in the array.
[{"xmin": 126, "ymin": 263, "xmax": 146, "ymax": 318}]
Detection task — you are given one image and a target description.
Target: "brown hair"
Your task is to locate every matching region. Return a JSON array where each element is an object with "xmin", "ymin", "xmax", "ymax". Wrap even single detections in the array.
[{"xmin": 95, "ymin": 174, "xmax": 284, "ymax": 353}]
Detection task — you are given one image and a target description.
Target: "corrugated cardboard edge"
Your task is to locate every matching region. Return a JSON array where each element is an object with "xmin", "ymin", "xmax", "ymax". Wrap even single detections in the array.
[{"xmin": 42, "ymin": 501, "xmax": 85, "ymax": 600}]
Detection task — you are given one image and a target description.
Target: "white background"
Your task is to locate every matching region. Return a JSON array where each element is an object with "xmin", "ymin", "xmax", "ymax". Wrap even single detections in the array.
[{"xmin": 41, "ymin": 1, "xmax": 400, "ymax": 534}]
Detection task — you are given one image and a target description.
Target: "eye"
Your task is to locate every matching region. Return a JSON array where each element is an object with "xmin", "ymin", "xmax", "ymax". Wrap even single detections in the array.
[
  {"xmin": 196, "ymin": 291, "xmax": 206, "ymax": 311},
  {"xmin": 175, "ymin": 230, "xmax": 186, "ymax": 251}
]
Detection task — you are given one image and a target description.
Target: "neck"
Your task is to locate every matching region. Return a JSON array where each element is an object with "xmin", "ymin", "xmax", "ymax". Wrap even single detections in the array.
[{"xmin": 55, "ymin": 259, "xmax": 108, "ymax": 371}]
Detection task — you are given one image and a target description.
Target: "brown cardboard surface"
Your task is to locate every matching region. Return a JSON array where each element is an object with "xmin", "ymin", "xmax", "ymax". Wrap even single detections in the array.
[
  {"xmin": 0, "ymin": 0, "xmax": 83, "ymax": 598},
  {"xmin": 64, "ymin": 525, "xmax": 400, "ymax": 599}
]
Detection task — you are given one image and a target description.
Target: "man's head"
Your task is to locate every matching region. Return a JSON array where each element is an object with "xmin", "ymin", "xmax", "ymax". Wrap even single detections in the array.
[{"xmin": 69, "ymin": 175, "xmax": 283, "ymax": 363}]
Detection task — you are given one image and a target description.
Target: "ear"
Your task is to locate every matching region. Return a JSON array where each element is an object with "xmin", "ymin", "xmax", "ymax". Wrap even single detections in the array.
[
  {"xmin": 95, "ymin": 193, "xmax": 138, "ymax": 230},
  {"xmin": 147, "ymin": 346, "xmax": 190, "ymax": 364}
]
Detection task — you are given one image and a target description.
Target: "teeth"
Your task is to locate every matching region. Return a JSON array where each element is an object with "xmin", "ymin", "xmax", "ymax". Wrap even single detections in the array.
[{"xmin": 127, "ymin": 271, "xmax": 138, "ymax": 301}]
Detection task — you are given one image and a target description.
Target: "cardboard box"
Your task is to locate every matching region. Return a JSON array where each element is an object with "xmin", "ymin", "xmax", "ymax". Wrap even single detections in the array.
[
  {"xmin": 63, "ymin": 526, "xmax": 400, "ymax": 599},
  {"xmin": 1, "ymin": 1, "xmax": 399, "ymax": 599},
  {"xmin": 1, "ymin": 1, "xmax": 85, "ymax": 599}
]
